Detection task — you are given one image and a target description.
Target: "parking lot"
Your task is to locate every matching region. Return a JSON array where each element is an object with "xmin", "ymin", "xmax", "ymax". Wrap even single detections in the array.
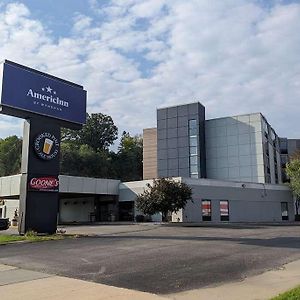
[{"xmin": 0, "ymin": 223, "xmax": 300, "ymax": 294}]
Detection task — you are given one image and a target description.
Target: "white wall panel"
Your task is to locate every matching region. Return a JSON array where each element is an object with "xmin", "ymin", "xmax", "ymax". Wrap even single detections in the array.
[{"xmin": 205, "ymin": 114, "xmax": 266, "ymax": 183}]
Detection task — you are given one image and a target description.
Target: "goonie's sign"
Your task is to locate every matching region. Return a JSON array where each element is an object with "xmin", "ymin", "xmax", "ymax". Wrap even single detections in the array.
[
  {"xmin": 28, "ymin": 176, "xmax": 59, "ymax": 192},
  {"xmin": 0, "ymin": 60, "xmax": 86, "ymax": 125}
]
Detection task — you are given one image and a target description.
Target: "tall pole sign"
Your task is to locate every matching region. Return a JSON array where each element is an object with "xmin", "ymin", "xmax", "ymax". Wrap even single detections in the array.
[{"xmin": 0, "ymin": 60, "xmax": 87, "ymax": 234}]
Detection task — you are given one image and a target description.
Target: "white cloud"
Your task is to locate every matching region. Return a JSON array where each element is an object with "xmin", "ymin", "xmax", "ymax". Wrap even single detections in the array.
[
  {"xmin": 0, "ymin": 0, "xmax": 299, "ymax": 140},
  {"xmin": 0, "ymin": 116, "xmax": 22, "ymax": 139},
  {"xmin": 73, "ymin": 14, "xmax": 92, "ymax": 33}
]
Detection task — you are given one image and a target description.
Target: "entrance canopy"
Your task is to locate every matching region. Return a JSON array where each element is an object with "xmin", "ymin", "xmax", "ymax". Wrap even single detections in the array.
[{"xmin": 0, "ymin": 174, "xmax": 120, "ymax": 198}]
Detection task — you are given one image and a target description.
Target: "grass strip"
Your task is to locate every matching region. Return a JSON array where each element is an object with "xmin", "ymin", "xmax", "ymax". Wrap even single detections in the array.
[
  {"xmin": 0, "ymin": 234, "xmax": 65, "ymax": 244},
  {"xmin": 271, "ymin": 286, "xmax": 300, "ymax": 300}
]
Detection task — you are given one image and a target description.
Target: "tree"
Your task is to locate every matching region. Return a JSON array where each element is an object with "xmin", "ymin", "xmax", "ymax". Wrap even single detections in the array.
[
  {"xmin": 0, "ymin": 136, "xmax": 22, "ymax": 176},
  {"xmin": 60, "ymin": 143, "xmax": 117, "ymax": 178},
  {"xmin": 136, "ymin": 178, "xmax": 193, "ymax": 221},
  {"xmin": 61, "ymin": 113, "xmax": 118, "ymax": 152},
  {"xmin": 60, "ymin": 115, "xmax": 144, "ymax": 181},
  {"xmin": 286, "ymin": 150, "xmax": 300, "ymax": 219},
  {"xmin": 115, "ymin": 131, "xmax": 143, "ymax": 181}
]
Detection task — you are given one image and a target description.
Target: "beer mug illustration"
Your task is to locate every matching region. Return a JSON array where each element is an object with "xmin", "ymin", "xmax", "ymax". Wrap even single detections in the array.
[{"xmin": 43, "ymin": 138, "xmax": 54, "ymax": 154}]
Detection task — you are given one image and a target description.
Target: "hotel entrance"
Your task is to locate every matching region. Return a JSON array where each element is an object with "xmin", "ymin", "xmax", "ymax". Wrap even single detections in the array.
[
  {"xmin": 94, "ymin": 195, "xmax": 118, "ymax": 222},
  {"xmin": 59, "ymin": 194, "xmax": 118, "ymax": 223}
]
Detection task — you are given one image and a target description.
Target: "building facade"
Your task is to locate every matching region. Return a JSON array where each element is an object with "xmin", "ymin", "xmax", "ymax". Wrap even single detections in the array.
[
  {"xmin": 156, "ymin": 102, "xmax": 206, "ymax": 179},
  {"xmin": 172, "ymin": 178, "xmax": 292, "ymax": 222},
  {"xmin": 144, "ymin": 102, "xmax": 282, "ymax": 185},
  {"xmin": 0, "ymin": 174, "xmax": 294, "ymax": 224},
  {"xmin": 206, "ymin": 113, "xmax": 282, "ymax": 184},
  {"xmin": 279, "ymin": 138, "xmax": 300, "ymax": 182},
  {"xmin": 0, "ymin": 175, "xmax": 121, "ymax": 223}
]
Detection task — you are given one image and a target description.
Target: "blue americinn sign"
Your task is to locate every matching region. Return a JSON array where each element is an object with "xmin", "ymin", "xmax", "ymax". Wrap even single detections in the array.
[
  {"xmin": 0, "ymin": 60, "xmax": 87, "ymax": 125},
  {"xmin": 0, "ymin": 59, "xmax": 87, "ymax": 234}
]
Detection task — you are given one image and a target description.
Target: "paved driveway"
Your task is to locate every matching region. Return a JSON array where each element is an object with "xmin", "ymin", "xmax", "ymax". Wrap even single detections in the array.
[{"xmin": 0, "ymin": 224, "xmax": 300, "ymax": 294}]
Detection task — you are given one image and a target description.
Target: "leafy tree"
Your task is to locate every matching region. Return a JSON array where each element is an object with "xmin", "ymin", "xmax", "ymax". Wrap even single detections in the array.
[
  {"xmin": 60, "ymin": 115, "xmax": 145, "ymax": 180},
  {"xmin": 60, "ymin": 143, "xmax": 117, "ymax": 178},
  {"xmin": 115, "ymin": 131, "xmax": 143, "ymax": 181},
  {"xmin": 0, "ymin": 136, "xmax": 22, "ymax": 176},
  {"xmin": 136, "ymin": 178, "xmax": 193, "ymax": 221},
  {"xmin": 61, "ymin": 113, "xmax": 118, "ymax": 152},
  {"xmin": 286, "ymin": 150, "xmax": 300, "ymax": 218}
]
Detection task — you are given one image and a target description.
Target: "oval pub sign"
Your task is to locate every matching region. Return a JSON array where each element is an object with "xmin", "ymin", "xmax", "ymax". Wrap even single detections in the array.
[{"xmin": 34, "ymin": 132, "xmax": 59, "ymax": 160}]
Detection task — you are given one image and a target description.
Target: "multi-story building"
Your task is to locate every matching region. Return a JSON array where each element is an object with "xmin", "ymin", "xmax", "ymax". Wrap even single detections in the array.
[
  {"xmin": 0, "ymin": 102, "xmax": 295, "ymax": 225},
  {"xmin": 144, "ymin": 102, "xmax": 282, "ymax": 185},
  {"xmin": 140, "ymin": 102, "xmax": 294, "ymax": 222}
]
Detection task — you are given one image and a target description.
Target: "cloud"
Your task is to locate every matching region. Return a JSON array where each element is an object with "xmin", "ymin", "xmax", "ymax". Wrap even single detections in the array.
[
  {"xmin": 0, "ymin": 0, "xmax": 299, "ymax": 140},
  {"xmin": 0, "ymin": 115, "xmax": 23, "ymax": 139},
  {"xmin": 73, "ymin": 14, "xmax": 92, "ymax": 33}
]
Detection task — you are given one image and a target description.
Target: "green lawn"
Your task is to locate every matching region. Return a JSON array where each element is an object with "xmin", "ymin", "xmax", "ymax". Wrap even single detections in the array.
[
  {"xmin": 0, "ymin": 234, "xmax": 65, "ymax": 244},
  {"xmin": 271, "ymin": 286, "xmax": 300, "ymax": 300}
]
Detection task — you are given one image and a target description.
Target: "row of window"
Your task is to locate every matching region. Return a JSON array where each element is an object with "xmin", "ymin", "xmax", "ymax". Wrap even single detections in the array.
[
  {"xmin": 263, "ymin": 117, "xmax": 281, "ymax": 184},
  {"xmin": 201, "ymin": 200, "xmax": 229, "ymax": 221},
  {"xmin": 264, "ymin": 141, "xmax": 280, "ymax": 184},
  {"xmin": 263, "ymin": 117, "xmax": 279, "ymax": 148},
  {"xmin": 201, "ymin": 200, "xmax": 289, "ymax": 221}
]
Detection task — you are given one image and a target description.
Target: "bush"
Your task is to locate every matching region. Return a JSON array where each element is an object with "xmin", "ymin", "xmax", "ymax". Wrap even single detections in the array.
[{"xmin": 25, "ymin": 230, "xmax": 38, "ymax": 237}]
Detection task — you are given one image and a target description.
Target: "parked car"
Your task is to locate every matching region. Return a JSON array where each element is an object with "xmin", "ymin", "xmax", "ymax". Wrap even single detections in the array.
[{"xmin": 0, "ymin": 218, "xmax": 9, "ymax": 231}]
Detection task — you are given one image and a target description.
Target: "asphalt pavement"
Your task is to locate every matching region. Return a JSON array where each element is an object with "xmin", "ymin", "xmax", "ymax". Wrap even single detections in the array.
[{"xmin": 0, "ymin": 223, "xmax": 300, "ymax": 294}]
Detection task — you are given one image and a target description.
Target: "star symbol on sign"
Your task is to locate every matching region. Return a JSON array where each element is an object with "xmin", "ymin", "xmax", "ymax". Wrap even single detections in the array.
[{"xmin": 46, "ymin": 86, "xmax": 52, "ymax": 93}]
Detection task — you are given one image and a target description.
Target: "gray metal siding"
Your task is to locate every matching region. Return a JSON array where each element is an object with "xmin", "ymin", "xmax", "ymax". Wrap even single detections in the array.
[
  {"xmin": 182, "ymin": 182, "xmax": 294, "ymax": 222},
  {"xmin": 157, "ymin": 102, "xmax": 206, "ymax": 178}
]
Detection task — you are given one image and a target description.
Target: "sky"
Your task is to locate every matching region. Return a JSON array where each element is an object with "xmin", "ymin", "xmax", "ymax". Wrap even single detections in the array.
[{"xmin": 0, "ymin": 0, "xmax": 299, "ymax": 140}]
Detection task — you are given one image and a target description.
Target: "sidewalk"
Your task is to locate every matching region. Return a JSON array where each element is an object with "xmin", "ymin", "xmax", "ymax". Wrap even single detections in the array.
[{"xmin": 0, "ymin": 264, "xmax": 167, "ymax": 300}]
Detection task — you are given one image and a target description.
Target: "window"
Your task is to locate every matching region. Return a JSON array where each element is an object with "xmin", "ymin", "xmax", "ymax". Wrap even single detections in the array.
[
  {"xmin": 270, "ymin": 129, "xmax": 278, "ymax": 148},
  {"xmin": 189, "ymin": 127, "xmax": 197, "ymax": 136},
  {"xmin": 280, "ymin": 139, "xmax": 288, "ymax": 154},
  {"xmin": 189, "ymin": 146, "xmax": 197, "ymax": 155},
  {"xmin": 274, "ymin": 154, "xmax": 277, "ymax": 166},
  {"xmin": 190, "ymin": 165, "xmax": 198, "ymax": 173},
  {"xmin": 270, "ymin": 129, "xmax": 276, "ymax": 142},
  {"xmin": 265, "ymin": 147, "xmax": 269, "ymax": 157},
  {"xmin": 263, "ymin": 119, "xmax": 269, "ymax": 139},
  {"xmin": 189, "ymin": 136, "xmax": 197, "ymax": 147},
  {"xmin": 220, "ymin": 200, "xmax": 229, "ymax": 221},
  {"xmin": 190, "ymin": 156, "xmax": 197, "ymax": 165},
  {"xmin": 189, "ymin": 119, "xmax": 197, "ymax": 135},
  {"xmin": 202, "ymin": 200, "xmax": 211, "ymax": 221},
  {"xmin": 281, "ymin": 202, "xmax": 289, "ymax": 221},
  {"xmin": 189, "ymin": 119, "xmax": 197, "ymax": 128}
]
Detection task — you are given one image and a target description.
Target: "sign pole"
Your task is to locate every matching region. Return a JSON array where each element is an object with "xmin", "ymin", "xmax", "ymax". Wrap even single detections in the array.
[{"xmin": 19, "ymin": 117, "xmax": 61, "ymax": 234}]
